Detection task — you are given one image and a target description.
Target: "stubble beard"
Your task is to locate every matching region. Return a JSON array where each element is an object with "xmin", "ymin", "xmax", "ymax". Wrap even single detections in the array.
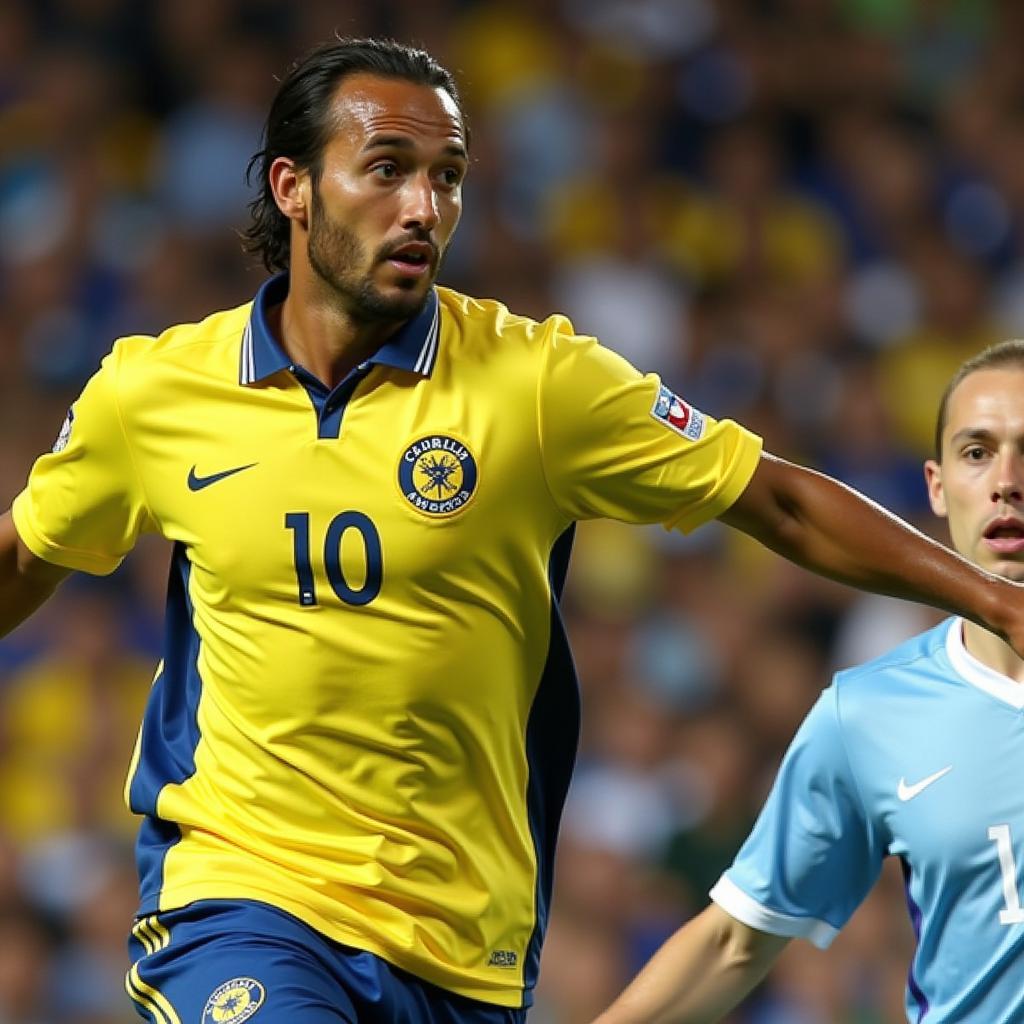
[{"xmin": 307, "ymin": 187, "xmax": 435, "ymax": 325}]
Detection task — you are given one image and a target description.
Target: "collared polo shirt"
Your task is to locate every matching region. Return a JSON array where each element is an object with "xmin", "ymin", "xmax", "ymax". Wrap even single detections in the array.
[{"xmin": 12, "ymin": 275, "xmax": 761, "ymax": 1007}]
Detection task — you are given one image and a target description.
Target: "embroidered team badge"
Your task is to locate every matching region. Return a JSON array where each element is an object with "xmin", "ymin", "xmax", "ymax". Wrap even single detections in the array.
[
  {"xmin": 399, "ymin": 434, "xmax": 478, "ymax": 517},
  {"xmin": 52, "ymin": 409, "xmax": 74, "ymax": 453},
  {"xmin": 651, "ymin": 385, "xmax": 706, "ymax": 442},
  {"xmin": 202, "ymin": 977, "xmax": 265, "ymax": 1023}
]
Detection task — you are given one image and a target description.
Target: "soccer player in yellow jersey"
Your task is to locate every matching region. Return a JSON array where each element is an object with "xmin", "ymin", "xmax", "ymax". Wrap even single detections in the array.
[{"xmin": 1, "ymin": 37, "xmax": 1024, "ymax": 1024}]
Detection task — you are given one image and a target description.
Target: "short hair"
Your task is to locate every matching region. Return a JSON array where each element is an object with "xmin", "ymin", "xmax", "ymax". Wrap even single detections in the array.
[
  {"xmin": 242, "ymin": 37, "xmax": 465, "ymax": 273},
  {"xmin": 934, "ymin": 339, "xmax": 1024, "ymax": 459}
]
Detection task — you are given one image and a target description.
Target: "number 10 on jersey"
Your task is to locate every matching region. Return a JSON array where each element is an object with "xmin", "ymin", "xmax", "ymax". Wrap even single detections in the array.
[{"xmin": 285, "ymin": 511, "xmax": 383, "ymax": 607}]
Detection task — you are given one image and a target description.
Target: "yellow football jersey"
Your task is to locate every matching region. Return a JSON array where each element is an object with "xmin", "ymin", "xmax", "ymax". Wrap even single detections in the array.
[{"xmin": 12, "ymin": 275, "xmax": 761, "ymax": 1007}]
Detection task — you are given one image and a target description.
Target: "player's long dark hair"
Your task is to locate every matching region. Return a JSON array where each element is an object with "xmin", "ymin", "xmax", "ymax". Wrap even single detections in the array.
[{"xmin": 243, "ymin": 37, "xmax": 465, "ymax": 273}]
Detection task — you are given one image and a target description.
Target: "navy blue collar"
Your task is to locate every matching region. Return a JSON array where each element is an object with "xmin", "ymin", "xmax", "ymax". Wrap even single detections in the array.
[{"xmin": 239, "ymin": 272, "xmax": 441, "ymax": 385}]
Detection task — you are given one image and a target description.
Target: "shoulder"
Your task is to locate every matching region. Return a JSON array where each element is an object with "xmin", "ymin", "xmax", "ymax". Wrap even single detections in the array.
[
  {"xmin": 834, "ymin": 620, "xmax": 951, "ymax": 690},
  {"xmin": 104, "ymin": 301, "xmax": 252, "ymax": 393},
  {"xmin": 828, "ymin": 619, "xmax": 955, "ymax": 723},
  {"xmin": 110, "ymin": 301, "xmax": 252, "ymax": 368},
  {"xmin": 436, "ymin": 287, "xmax": 580, "ymax": 352}
]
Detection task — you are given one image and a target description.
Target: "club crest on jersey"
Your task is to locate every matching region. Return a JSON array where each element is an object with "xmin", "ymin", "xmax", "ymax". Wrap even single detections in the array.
[
  {"xmin": 52, "ymin": 409, "xmax": 74, "ymax": 453},
  {"xmin": 399, "ymin": 434, "xmax": 479, "ymax": 517},
  {"xmin": 651, "ymin": 385, "xmax": 706, "ymax": 441},
  {"xmin": 202, "ymin": 977, "xmax": 265, "ymax": 1023}
]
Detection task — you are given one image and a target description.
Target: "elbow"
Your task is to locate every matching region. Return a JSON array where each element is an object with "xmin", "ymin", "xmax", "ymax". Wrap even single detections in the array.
[
  {"xmin": 719, "ymin": 453, "xmax": 808, "ymax": 553},
  {"xmin": 713, "ymin": 922, "xmax": 760, "ymax": 970},
  {"xmin": 708, "ymin": 910, "xmax": 783, "ymax": 972}
]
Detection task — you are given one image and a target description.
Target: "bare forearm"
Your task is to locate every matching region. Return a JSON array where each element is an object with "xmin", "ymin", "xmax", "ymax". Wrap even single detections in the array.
[
  {"xmin": 720, "ymin": 455, "xmax": 1007, "ymax": 637},
  {"xmin": 592, "ymin": 906, "xmax": 787, "ymax": 1024},
  {"xmin": 0, "ymin": 511, "xmax": 69, "ymax": 636}
]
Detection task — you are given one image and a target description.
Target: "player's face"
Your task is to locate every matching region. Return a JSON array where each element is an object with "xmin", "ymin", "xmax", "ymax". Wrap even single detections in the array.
[
  {"xmin": 307, "ymin": 74, "xmax": 467, "ymax": 322},
  {"xmin": 925, "ymin": 365, "xmax": 1024, "ymax": 581}
]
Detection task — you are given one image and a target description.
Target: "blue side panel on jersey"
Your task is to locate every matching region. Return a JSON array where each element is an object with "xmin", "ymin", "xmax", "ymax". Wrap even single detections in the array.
[
  {"xmin": 546, "ymin": 523, "xmax": 575, "ymax": 600},
  {"xmin": 900, "ymin": 856, "xmax": 930, "ymax": 1022},
  {"xmin": 523, "ymin": 525, "xmax": 580, "ymax": 1000},
  {"xmin": 129, "ymin": 542, "xmax": 204, "ymax": 909}
]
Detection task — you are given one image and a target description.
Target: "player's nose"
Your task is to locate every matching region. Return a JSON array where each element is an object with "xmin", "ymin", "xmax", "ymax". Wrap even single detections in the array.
[
  {"xmin": 992, "ymin": 454, "xmax": 1024, "ymax": 503},
  {"xmin": 399, "ymin": 173, "xmax": 440, "ymax": 233}
]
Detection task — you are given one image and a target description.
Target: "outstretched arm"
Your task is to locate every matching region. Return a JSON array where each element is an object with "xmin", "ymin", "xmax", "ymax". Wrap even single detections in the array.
[
  {"xmin": 719, "ymin": 453, "xmax": 1015, "ymax": 647},
  {"xmin": 591, "ymin": 904, "xmax": 788, "ymax": 1024},
  {"xmin": 0, "ymin": 510, "xmax": 71, "ymax": 637}
]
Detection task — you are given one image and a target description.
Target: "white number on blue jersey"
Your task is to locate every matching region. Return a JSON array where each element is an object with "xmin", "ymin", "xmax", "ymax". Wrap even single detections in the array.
[{"xmin": 988, "ymin": 824, "xmax": 1024, "ymax": 925}]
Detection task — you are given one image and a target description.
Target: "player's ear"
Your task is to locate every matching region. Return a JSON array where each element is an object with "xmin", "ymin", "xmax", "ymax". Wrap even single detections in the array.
[
  {"xmin": 269, "ymin": 157, "xmax": 309, "ymax": 227},
  {"xmin": 924, "ymin": 459, "xmax": 947, "ymax": 517}
]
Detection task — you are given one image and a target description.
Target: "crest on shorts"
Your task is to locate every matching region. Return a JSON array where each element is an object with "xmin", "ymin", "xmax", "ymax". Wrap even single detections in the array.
[
  {"xmin": 398, "ymin": 434, "xmax": 478, "ymax": 517},
  {"xmin": 202, "ymin": 977, "xmax": 265, "ymax": 1023},
  {"xmin": 52, "ymin": 409, "xmax": 74, "ymax": 453},
  {"xmin": 651, "ymin": 385, "xmax": 706, "ymax": 441}
]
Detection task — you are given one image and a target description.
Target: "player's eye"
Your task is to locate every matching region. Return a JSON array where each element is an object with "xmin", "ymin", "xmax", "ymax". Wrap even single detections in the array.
[
  {"xmin": 963, "ymin": 445, "xmax": 989, "ymax": 461},
  {"xmin": 438, "ymin": 167, "xmax": 463, "ymax": 188},
  {"xmin": 371, "ymin": 161, "xmax": 401, "ymax": 179}
]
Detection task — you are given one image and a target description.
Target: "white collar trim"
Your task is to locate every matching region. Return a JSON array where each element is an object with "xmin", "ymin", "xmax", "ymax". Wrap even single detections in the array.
[{"xmin": 945, "ymin": 617, "xmax": 1024, "ymax": 709}]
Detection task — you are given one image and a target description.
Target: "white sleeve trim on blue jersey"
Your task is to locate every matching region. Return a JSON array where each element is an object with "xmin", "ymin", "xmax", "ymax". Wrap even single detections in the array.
[{"xmin": 709, "ymin": 876, "xmax": 839, "ymax": 950}]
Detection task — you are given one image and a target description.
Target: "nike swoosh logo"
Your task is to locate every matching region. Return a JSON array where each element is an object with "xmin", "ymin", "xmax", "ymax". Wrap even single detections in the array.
[
  {"xmin": 187, "ymin": 463, "xmax": 257, "ymax": 492},
  {"xmin": 897, "ymin": 765, "xmax": 953, "ymax": 802}
]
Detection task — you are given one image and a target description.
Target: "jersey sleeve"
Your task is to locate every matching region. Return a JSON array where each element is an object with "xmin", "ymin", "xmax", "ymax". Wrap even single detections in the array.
[
  {"xmin": 11, "ymin": 341, "xmax": 154, "ymax": 574},
  {"xmin": 709, "ymin": 685, "xmax": 884, "ymax": 949},
  {"xmin": 536, "ymin": 320, "xmax": 762, "ymax": 531}
]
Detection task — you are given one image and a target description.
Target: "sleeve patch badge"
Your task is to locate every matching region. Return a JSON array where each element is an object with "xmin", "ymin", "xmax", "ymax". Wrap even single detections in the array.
[
  {"xmin": 52, "ymin": 408, "xmax": 75, "ymax": 453},
  {"xmin": 651, "ymin": 385, "xmax": 706, "ymax": 441}
]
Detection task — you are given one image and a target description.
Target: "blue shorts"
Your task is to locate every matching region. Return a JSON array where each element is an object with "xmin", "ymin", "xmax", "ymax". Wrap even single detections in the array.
[{"xmin": 126, "ymin": 899, "xmax": 528, "ymax": 1024}]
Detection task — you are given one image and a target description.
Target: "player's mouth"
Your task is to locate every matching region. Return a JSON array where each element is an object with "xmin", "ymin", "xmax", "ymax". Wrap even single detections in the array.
[
  {"xmin": 383, "ymin": 241, "xmax": 436, "ymax": 278},
  {"xmin": 983, "ymin": 516, "xmax": 1024, "ymax": 554}
]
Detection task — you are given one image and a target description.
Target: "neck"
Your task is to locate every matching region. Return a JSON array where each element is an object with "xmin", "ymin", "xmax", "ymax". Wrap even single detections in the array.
[
  {"xmin": 962, "ymin": 619, "xmax": 1024, "ymax": 683},
  {"xmin": 275, "ymin": 268, "xmax": 405, "ymax": 388}
]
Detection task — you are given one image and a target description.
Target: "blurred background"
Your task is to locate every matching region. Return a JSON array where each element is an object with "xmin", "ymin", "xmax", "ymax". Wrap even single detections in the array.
[{"xmin": 0, "ymin": 0, "xmax": 1018, "ymax": 1020}]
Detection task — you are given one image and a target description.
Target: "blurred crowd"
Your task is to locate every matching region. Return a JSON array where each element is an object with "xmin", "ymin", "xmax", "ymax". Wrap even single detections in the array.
[{"xmin": 0, "ymin": 0, "xmax": 1018, "ymax": 1021}]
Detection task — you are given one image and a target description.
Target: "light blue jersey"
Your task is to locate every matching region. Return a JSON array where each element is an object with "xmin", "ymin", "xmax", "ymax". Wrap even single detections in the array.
[{"xmin": 711, "ymin": 618, "xmax": 1024, "ymax": 1023}]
